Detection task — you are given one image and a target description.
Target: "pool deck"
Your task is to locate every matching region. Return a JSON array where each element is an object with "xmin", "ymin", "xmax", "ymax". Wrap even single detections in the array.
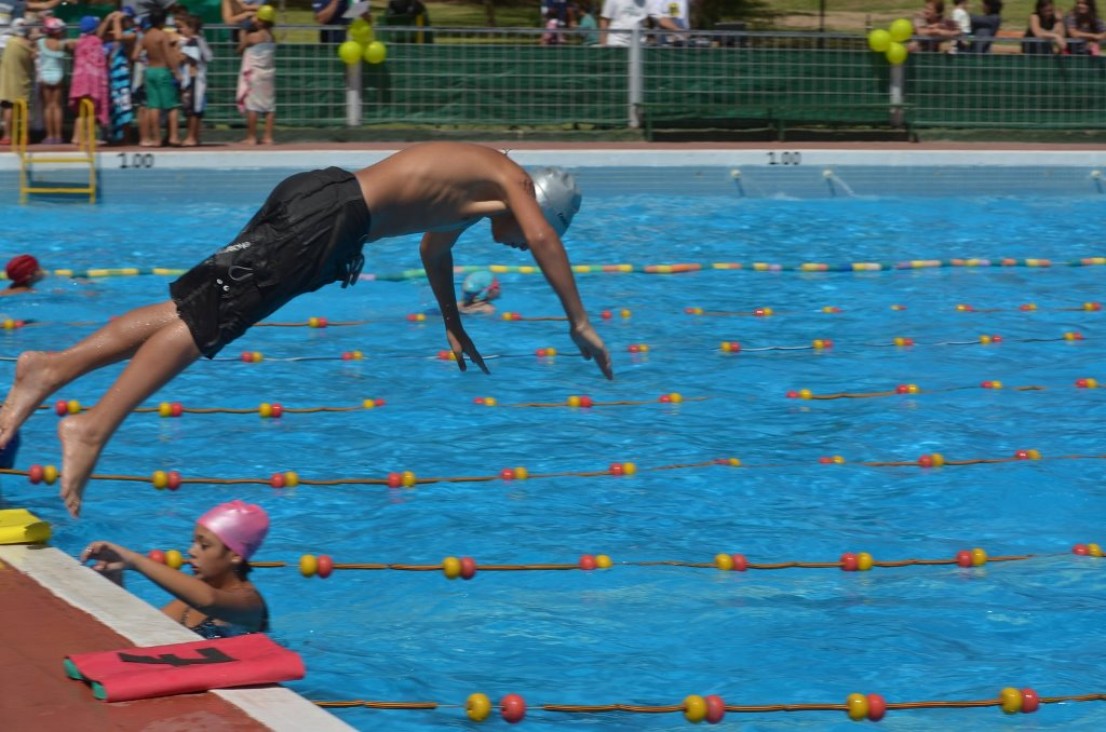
[
  {"xmin": 1, "ymin": 136, "xmax": 1103, "ymax": 731},
  {"xmin": 0, "ymin": 543, "xmax": 355, "ymax": 731}
]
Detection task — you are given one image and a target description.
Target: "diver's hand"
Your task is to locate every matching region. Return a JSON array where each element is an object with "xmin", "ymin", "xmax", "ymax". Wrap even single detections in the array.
[
  {"xmin": 446, "ymin": 326, "xmax": 490, "ymax": 375},
  {"xmin": 571, "ymin": 323, "xmax": 613, "ymax": 380}
]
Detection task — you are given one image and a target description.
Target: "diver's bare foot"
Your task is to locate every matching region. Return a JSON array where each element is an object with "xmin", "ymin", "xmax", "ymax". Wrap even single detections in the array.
[
  {"xmin": 58, "ymin": 414, "xmax": 105, "ymax": 518},
  {"xmin": 260, "ymin": 137, "xmax": 274, "ymax": 146},
  {"xmin": 0, "ymin": 351, "xmax": 57, "ymax": 449},
  {"xmin": 241, "ymin": 138, "xmax": 257, "ymax": 145}
]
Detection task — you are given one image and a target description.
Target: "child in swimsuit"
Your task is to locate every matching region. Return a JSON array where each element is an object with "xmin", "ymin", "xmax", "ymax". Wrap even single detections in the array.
[
  {"xmin": 36, "ymin": 17, "xmax": 73, "ymax": 145},
  {"xmin": 133, "ymin": 8, "xmax": 181, "ymax": 146},
  {"xmin": 82, "ymin": 500, "xmax": 270, "ymax": 639},
  {"xmin": 0, "ymin": 142, "xmax": 613, "ymax": 518}
]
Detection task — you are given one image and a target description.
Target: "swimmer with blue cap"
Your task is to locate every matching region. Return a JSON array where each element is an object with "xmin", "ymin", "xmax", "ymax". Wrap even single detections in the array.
[
  {"xmin": 0, "ymin": 142, "xmax": 610, "ymax": 518},
  {"xmin": 460, "ymin": 270, "xmax": 501, "ymax": 314}
]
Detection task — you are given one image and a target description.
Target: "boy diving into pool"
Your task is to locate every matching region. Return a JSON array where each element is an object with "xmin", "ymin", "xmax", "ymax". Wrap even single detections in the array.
[{"xmin": 0, "ymin": 142, "xmax": 613, "ymax": 518}]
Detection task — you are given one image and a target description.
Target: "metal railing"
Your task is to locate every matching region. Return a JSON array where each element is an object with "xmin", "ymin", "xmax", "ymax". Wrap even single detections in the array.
[{"xmin": 32, "ymin": 26, "xmax": 1106, "ymax": 137}]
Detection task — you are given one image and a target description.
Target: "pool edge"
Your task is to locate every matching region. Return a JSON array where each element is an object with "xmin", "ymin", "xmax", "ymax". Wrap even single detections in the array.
[{"xmin": 0, "ymin": 543, "xmax": 355, "ymax": 732}]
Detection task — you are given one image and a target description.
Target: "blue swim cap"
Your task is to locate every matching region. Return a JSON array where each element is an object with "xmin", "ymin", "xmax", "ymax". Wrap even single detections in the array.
[
  {"xmin": 79, "ymin": 16, "xmax": 100, "ymax": 34},
  {"xmin": 462, "ymin": 271, "xmax": 500, "ymax": 303}
]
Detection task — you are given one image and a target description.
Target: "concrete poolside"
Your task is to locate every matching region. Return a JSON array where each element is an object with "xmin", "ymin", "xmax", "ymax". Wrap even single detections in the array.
[{"xmin": 0, "ymin": 543, "xmax": 354, "ymax": 731}]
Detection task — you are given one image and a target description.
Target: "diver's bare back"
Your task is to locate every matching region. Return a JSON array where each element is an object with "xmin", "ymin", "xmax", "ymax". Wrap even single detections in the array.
[{"xmin": 355, "ymin": 143, "xmax": 520, "ymax": 242}]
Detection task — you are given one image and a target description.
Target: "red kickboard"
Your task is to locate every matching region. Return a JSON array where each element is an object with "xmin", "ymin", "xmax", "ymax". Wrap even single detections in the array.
[{"xmin": 65, "ymin": 633, "xmax": 305, "ymax": 702}]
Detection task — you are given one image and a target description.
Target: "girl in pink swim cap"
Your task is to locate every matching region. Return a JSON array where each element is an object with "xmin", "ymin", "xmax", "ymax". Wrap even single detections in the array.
[{"xmin": 82, "ymin": 500, "xmax": 270, "ymax": 638}]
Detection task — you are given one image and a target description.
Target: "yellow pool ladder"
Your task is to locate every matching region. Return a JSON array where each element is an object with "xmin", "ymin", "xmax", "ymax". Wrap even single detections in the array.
[{"xmin": 14, "ymin": 98, "xmax": 98, "ymax": 204}]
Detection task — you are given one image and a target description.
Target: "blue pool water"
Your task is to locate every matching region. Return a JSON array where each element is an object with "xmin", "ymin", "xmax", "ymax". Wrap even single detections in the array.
[{"xmin": 3, "ymin": 179, "xmax": 1106, "ymax": 730}]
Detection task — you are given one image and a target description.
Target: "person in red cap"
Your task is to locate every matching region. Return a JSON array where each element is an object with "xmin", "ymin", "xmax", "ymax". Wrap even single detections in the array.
[
  {"xmin": 81, "ymin": 500, "xmax": 270, "ymax": 638},
  {"xmin": 2, "ymin": 254, "xmax": 43, "ymax": 295}
]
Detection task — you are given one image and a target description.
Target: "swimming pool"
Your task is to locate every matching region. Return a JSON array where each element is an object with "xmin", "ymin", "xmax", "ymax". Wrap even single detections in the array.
[{"xmin": 3, "ymin": 155, "xmax": 1106, "ymax": 730}]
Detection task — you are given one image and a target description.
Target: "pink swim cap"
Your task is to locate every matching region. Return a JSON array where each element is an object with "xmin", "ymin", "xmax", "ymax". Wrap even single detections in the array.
[{"xmin": 197, "ymin": 500, "xmax": 269, "ymax": 560}]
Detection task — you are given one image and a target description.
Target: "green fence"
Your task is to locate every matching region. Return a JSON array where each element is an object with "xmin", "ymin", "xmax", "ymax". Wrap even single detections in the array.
[{"xmin": 98, "ymin": 26, "xmax": 1106, "ymax": 134}]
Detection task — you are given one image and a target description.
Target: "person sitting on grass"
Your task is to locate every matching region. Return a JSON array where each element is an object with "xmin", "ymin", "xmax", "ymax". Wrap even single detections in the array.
[
  {"xmin": 82, "ymin": 500, "xmax": 270, "ymax": 639},
  {"xmin": 0, "ymin": 142, "xmax": 613, "ymax": 518}
]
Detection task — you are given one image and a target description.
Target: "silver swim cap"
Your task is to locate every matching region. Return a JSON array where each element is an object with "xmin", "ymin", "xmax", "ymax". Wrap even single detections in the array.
[{"xmin": 530, "ymin": 167, "xmax": 582, "ymax": 237}]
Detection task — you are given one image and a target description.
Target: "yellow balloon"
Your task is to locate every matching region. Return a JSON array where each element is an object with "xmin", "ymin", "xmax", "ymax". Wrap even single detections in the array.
[
  {"xmin": 889, "ymin": 18, "xmax": 913, "ymax": 43},
  {"xmin": 364, "ymin": 40, "xmax": 387, "ymax": 64},
  {"xmin": 338, "ymin": 40, "xmax": 363, "ymax": 65},
  {"xmin": 885, "ymin": 41, "xmax": 908, "ymax": 65},
  {"xmin": 349, "ymin": 17, "xmax": 373, "ymax": 45},
  {"xmin": 867, "ymin": 28, "xmax": 891, "ymax": 53}
]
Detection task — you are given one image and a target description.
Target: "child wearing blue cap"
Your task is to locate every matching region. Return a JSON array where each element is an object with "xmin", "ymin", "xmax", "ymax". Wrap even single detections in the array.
[{"xmin": 460, "ymin": 271, "xmax": 501, "ymax": 314}]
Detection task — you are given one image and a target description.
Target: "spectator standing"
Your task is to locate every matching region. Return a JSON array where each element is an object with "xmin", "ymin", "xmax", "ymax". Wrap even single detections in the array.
[
  {"xmin": 951, "ymin": 0, "xmax": 971, "ymax": 50},
  {"xmin": 1023, "ymin": 0, "xmax": 1066, "ymax": 53},
  {"xmin": 576, "ymin": 0, "xmax": 600, "ymax": 45},
  {"xmin": 600, "ymin": 0, "xmax": 649, "ymax": 46},
  {"xmin": 69, "ymin": 15, "xmax": 110, "ymax": 146},
  {"xmin": 0, "ymin": 0, "xmax": 62, "ymax": 132},
  {"xmin": 0, "ymin": 17, "xmax": 32, "ymax": 146},
  {"xmin": 649, "ymin": 0, "xmax": 689, "ymax": 44},
  {"xmin": 1065, "ymin": 0, "xmax": 1106, "ymax": 54},
  {"xmin": 99, "ymin": 8, "xmax": 138, "ymax": 144},
  {"xmin": 36, "ymin": 16, "xmax": 72, "ymax": 145},
  {"xmin": 541, "ymin": 0, "xmax": 574, "ymax": 45},
  {"xmin": 177, "ymin": 12, "xmax": 212, "ymax": 147},
  {"xmin": 133, "ymin": 8, "xmax": 180, "ymax": 146},
  {"xmin": 313, "ymin": 0, "xmax": 351, "ymax": 46},
  {"xmin": 969, "ymin": 0, "xmax": 1002, "ymax": 52},
  {"xmin": 235, "ymin": 5, "xmax": 275, "ymax": 145},
  {"xmin": 221, "ymin": 0, "xmax": 258, "ymax": 27}
]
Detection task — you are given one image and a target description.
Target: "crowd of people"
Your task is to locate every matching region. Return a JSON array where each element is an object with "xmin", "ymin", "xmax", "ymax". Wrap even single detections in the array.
[
  {"xmin": 554, "ymin": 0, "xmax": 1105, "ymax": 53},
  {"xmin": 539, "ymin": 0, "xmax": 689, "ymax": 46},
  {"xmin": 1, "ymin": 0, "xmax": 1104, "ymax": 145},
  {"xmin": 0, "ymin": 1, "xmax": 276, "ymax": 146},
  {"xmin": 909, "ymin": 0, "xmax": 1105, "ymax": 54}
]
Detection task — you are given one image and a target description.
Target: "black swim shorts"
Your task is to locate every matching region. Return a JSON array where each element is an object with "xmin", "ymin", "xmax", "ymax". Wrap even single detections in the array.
[{"xmin": 170, "ymin": 167, "xmax": 371, "ymax": 358}]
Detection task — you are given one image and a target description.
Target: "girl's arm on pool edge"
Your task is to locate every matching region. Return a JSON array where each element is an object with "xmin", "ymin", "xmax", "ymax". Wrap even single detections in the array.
[{"xmin": 82, "ymin": 540, "xmax": 263, "ymax": 625}]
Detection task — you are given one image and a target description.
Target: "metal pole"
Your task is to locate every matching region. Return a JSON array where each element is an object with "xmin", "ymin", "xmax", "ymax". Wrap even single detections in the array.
[
  {"xmin": 818, "ymin": 0, "xmax": 826, "ymax": 48},
  {"xmin": 628, "ymin": 26, "xmax": 643, "ymax": 129},
  {"xmin": 346, "ymin": 63, "xmax": 363, "ymax": 127},
  {"xmin": 889, "ymin": 64, "xmax": 904, "ymax": 128}
]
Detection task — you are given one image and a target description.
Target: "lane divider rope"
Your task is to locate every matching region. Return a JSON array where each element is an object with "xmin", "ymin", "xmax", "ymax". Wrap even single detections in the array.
[{"xmin": 5, "ymin": 449, "xmax": 1096, "ymax": 490}]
